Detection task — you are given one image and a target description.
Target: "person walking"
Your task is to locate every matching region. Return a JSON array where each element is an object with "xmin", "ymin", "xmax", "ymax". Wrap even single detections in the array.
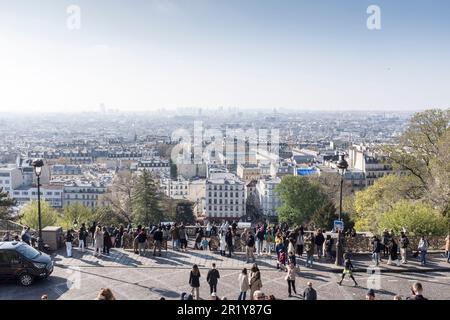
[
  {"xmin": 206, "ymin": 263, "xmax": 220, "ymax": 294},
  {"xmin": 444, "ymin": 233, "xmax": 450, "ymax": 263},
  {"xmin": 314, "ymin": 229, "xmax": 325, "ymax": 260},
  {"xmin": 237, "ymin": 268, "xmax": 249, "ymax": 300},
  {"xmin": 65, "ymin": 229, "xmax": 74, "ymax": 257},
  {"xmin": 249, "ymin": 264, "xmax": 262, "ymax": 300},
  {"xmin": 246, "ymin": 231, "xmax": 256, "ymax": 263},
  {"xmin": 371, "ymin": 235, "xmax": 381, "ymax": 266},
  {"xmin": 103, "ymin": 227, "xmax": 112, "ymax": 256},
  {"xmin": 93, "ymin": 226, "xmax": 103, "ymax": 257},
  {"xmin": 338, "ymin": 256, "xmax": 358, "ymax": 286},
  {"xmin": 305, "ymin": 235, "xmax": 314, "ymax": 268},
  {"xmin": 285, "ymin": 262, "xmax": 297, "ymax": 297},
  {"xmin": 303, "ymin": 282, "xmax": 317, "ymax": 300},
  {"xmin": 399, "ymin": 231, "xmax": 409, "ymax": 264},
  {"xmin": 78, "ymin": 223, "xmax": 87, "ymax": 252},
  {"xmin": 418, "ymin": 235, "xmax": 429, "ymax": 266},
  {"xmin": 225, "ymin": 228, "xmax": 233, "ymax": 257},
  {"xmin": 153, "ymin": 227, "xmax": 163, "ymax": 256},
  {"xmin": 189, "ymin": 264, "xmax": 201, "ymax": 300}
]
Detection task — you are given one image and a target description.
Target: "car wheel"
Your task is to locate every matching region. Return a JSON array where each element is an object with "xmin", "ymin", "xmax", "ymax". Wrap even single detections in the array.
[{"xmin": 19, "ymin": 273, "xmax": 34, "ymax": 286}]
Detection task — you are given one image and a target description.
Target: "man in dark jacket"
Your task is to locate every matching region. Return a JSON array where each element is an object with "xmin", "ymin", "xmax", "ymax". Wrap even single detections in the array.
[
  {"xmin": 371, "ymin": 235, "xmax": 381, "ymax": 266},
  {"xmin": 303, "ymin": 282, "xmax": 317, "ymax": 300},
  {"xmin": 314, "ymin": 229, "xmax": 325, "ymax": 260},
  {"xmin": 89, "ymin": 222, "xmax": 96, "ymax": 246},
  {"xmin": 225, "ymin": 228, "xmax": 233, "ymax": 257},
  {"xmin": 246, "ymin": 231, "xmax": 256, "ymax": 263},
  {"xmin": 78, "ymin": 223, "xmax": 88, "ymax": 252},
  {"xmin": 153, "ymin": 227, "xmax": 163, "ymax": 256},
  {"xmin": 206, "ymin": 263, "xmax": 221, "ymax": 294}
]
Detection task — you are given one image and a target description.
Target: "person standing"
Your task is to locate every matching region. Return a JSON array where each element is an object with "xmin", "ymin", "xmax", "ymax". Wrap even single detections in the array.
[
  {"xmin": 246, "ymin": 231, "xmax": 256, "ymax": 263},
  {"xmin": 371, "ymin": 235, "xmax": 381, "ymax": 266},
  {"xmin": 338, "ymin": 256, "xmax": 358, "ymax": 286},
  {"xmin": 285, "ymin": 262, "xmax": 297, "ymax": 297},
  {"xmin": 275, "ymin": 232, "xmax": 284, "ymax": 260},
  {"xmin": 89, "ymin": 222, "xmax": 97, "ymax": 247},
  {"xmin": 93, "ymin": 226, "xmax": 103, "ymax": 257},
  {"xmin": 206, "ymin": 263, "xmax": 220, "ymax": 294},
  {"xmin": 219, "ymin": 231, "xmax": 226, "ymax": 256},
  {"xmin": 314, "ymin": 229, "xmax": 325, "ymax": 260},
  {"xmin": 418, "ymin": 235, "xmax": 429, "ymax": 265},
  {"xmin": 399, "ymin": 231, "xmax": 409, "ymax": 264},
  {"xmin": 381, "ymin": 229, "xmax": 389, "ymax": 260},
  {"xmin": 388, "ymin": 238, "xmax": 400, "ymax": 266},
  {"xmin": 21, "ymin": 227, "xmax": 31, "ymax": 245},
  {"xmin": 225, "ymin": 228, "xmax": 233, "ymax": 257},
  {"xmin": 255, "ymin": 226, "xmax": 265, "ymax": 256},
  {"xmin": 444, "ymin": 233, "xmax": 450, "ymax": 263},
  {"xmin": 133, "ymin": 225, "xmax": 142, "ymax": 254},
  {"xmin": 264, "ymin": 227, "xmax": 273, "ymax": 255},
  {"xmin": 153, "ymin": 227, "xmax": 163, "ymax": 256},
  {"xmin": 65, "ymin": 229, "xmax": 74, "ymax": 257},
  {"xmin": 305, "ymin": 235, "xmax": 315, "ymax": 268},
  {"xmin": 206, "ymin": 221, "xmax": 212, "ymax": 237},
  {"xmin": 303, "ymin": 282, "xmax": 317, "ymax": 300},
  {"xmin": 325, "ymin": 234, "xmax": 334, "ymax": 262},
  {"xmin": 170, "ymin": 223, "xmax": 179, "ymax": 250},
  {"xmin": 137, "ymin": 228, "xmax": 148, "ymax": 256},
  {"xmin": 78, "ymin": 223, "xmax": 87, "ymax": 252},
  {"xmin": 238, "ymin": 268, "xmax": 249, "ymax": 300},
  {"xmin": 407, "ymin": 282, "xmax": 427, "ymax": 300},
  {"xmin": 179, "ymin": 225, "xmax": 188, "ymax": 252},
  {"xmin": 249, "ymin": 264, "xmax": 262, "ymax": 300},
  {"xmin": 189, "ymin": 264, "xmax": 201, "ymax": 300},
  {"xmin": 102, "ymin": 227, "xmax": 112, "ymax": 256}
]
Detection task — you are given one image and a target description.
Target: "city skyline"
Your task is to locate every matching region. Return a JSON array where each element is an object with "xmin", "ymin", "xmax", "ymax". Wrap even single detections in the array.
[{"xmin": 1, "ymin": 0, "xmax": 449, "ymax": 113}]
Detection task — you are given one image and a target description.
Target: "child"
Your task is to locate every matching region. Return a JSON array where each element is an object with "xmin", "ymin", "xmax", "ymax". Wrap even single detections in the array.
[
  {"xmin": 338, "ymin": 257, "xmax": 358, "ymax": 287},
  {"xmin": 288, "ymin": 251, "xmax": 296, "ymax": 266},
  {"xmin": 201, "ymin": 237, "xmax": 209, "ymax": 251},
  {"xmin": 277, "ymin": 250, "xmax": 286, "ymax": 271}
]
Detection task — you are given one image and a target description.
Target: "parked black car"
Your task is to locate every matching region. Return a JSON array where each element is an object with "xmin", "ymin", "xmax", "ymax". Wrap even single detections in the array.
[{"xmin": 0, "ymin": 241, "xmax": 53, "ymax": 286}]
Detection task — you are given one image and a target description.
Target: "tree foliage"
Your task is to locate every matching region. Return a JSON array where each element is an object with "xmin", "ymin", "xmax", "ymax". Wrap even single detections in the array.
[
  {"xmin": 101, "ymin": 170, "xmax": 135, "ymax": 223},
  {"xmin": 19, "ymin": 201, "xmax": 58, "ymax": 230},
  {"xmin": 378, "ymin": 200, "xmax": 448, "ymax": 236},
  {"xmin": 0, "ymin": 187, "xmax": 16, "ymax": 220},
  {"xmin": 59, "ymin": 203, "xmax": 93, "ymax": 230},
  {"xmin": 275, "ymin": 175, "xmax": 329, "ymax": 226},
  {"xmin": 131, "ymin": 170, "xmax": 164, "ymax": 225}
]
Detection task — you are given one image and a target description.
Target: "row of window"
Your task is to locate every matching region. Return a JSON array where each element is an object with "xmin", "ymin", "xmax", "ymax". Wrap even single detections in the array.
[
  {"xmin": 66, "ymin": 194, "xmax": 99, "ymax": 200},
  {"xmin": 0, "ymin": 180, "xmax": 10, "ymax": 184},
  {"xmin": 208, "ymin": 205, "xmax": 243, "ymax": 212},
  {"xmin": 13, "ymin": 191, "xmax": 61, "ymax": 196},
  {"xmin": 207, "ymin": 185, "xmax": 243, "ymax": 191},
  {"xmin": 208, "ymin": 199, "xmax": 245, "ymax": 205},
  {"xmin": 208, "ymin": 192, "xmax": 243, "ymax": 197}
]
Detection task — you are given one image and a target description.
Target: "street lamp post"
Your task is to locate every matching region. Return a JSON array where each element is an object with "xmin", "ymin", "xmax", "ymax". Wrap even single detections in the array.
[
  {"xmin": 32, "ymin": 159, "xmax": 44, "ymax": 251},
  {"xmin": 335, "ymin": 154, "xmax": 348, "ymax": 266}
]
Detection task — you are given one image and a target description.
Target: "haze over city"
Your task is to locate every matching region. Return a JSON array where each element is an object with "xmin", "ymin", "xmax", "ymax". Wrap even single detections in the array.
[{"xmin": 1, "ymin": 0, "xmax": 450, "ymax": 113}]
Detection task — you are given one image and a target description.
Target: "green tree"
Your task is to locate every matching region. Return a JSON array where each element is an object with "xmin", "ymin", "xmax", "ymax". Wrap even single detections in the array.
[
  {"xmin": 132, "ymin": 170, "xmax": 164, "ymax": 225},
  {"xmin": 275, "ymin": 175, "xmax": 328, "ymax": 226},
  {"xmin": 59, "ymin": 203, "xmax": 92, "ymax": 230},
  {"xmin": 92, "ymin": 206, "xmax": 126, "ymax": 226},
  {"xmin": 378, "ymin": 200, "xmax": 448, "ymax": 236},
  {"xmin": 383, "ymin": 108, "xmax": 450, "ymax": 213},
  {"xmin": 19, "ymin": 201, "xmax": 58, "ymax": 230},
  {"xmin": 0, "ymin": 187, "xmax": 16, "ymax": 220},
  {"xmin": 172, "ymin": 201, "xmax": 195, "ymax": 224}
]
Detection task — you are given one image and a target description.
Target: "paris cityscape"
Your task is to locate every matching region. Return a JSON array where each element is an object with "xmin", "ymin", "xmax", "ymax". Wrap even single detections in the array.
[{"xmin": 0, "ymin": 0, "xmax": 449, "ymax": 309}]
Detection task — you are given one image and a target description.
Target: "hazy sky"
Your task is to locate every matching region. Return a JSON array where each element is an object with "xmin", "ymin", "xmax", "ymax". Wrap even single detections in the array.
[{"xmin": 0, "ymin": 0, "xmax": 449, "ymax": 113}]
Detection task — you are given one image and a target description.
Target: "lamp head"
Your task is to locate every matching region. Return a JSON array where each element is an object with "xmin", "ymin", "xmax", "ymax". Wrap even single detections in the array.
[
  {"xmin": 31, "ymin": 159, "xmax": 44, "ymax": 177},
  {"xmin": 336, "ymin": 154, "xmax": 348, "ymax": 175}
]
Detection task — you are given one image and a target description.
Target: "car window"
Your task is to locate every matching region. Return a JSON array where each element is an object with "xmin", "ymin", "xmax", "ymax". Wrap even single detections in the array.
[
  {"xmin": 16, "ymin": 244, "xmax": 40, "ymax": 260},
  {"xmin": 0, "ymin": 251, "xmax": 21, "ymax": 264}
]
